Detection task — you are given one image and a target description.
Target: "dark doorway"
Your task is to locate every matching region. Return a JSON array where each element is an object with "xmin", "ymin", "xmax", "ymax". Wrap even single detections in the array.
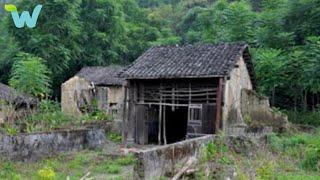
[
  {"xmin": 165, "ymin": 106, "xmax": 188, "ymax": 143},
  {"xmin": 146, "ymin": 105, "xmax": 189, "ymax": 144}
]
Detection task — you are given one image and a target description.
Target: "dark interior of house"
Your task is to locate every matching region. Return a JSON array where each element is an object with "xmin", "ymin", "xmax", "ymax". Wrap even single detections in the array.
[
  {"xmin": 165, "ymin": 106, "xmax": 188, "ymax": 143},
  {"xmin": 147, "ymin": 106, "xmax": 189, "ymax": 144}
]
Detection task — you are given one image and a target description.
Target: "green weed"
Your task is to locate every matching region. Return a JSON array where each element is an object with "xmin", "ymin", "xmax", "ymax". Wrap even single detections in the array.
[
  {"xmin": 115, "ymin": 154, "xmax": 136, "ymax": 166},
  {"xmin": 256, "ymin": 161, "xmax": 275, "ymax": 180},
  {"xmin": 107, "ymin": 133, "xmax": 122, "ymax": 143}
]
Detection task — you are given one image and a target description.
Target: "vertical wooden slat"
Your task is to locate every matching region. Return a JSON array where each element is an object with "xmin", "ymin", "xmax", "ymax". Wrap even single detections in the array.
[
  {"xmin": 137, "ymin": 105, "xmax": 146, "ymax": 144},
  {"xmin": 126, "ymin": 81, "xmax": 135, "ymax": 145},
  {"xmin": 122, "ymin": 85, "xmax": 128, "ymax": 144},
  {"xmin": 215, "ymin": 78, "xmax": 224, "ymax": 133},
  {"xmin": 163, "ymin": 105, "xmax": 167, "ymax": 145},
  {"xmin": 158, "ymin": 83, "xmax": 163, "ymax": 145}
]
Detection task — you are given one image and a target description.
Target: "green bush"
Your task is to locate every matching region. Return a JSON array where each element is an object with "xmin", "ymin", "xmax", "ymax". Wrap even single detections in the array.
[
  {"xmin": 23, "ymin": 100, "xmax": 76, "ymax": 132},
  {"xmin": 204, "ymin": 142, "xmax": 218, "ymax": 161},
  {"xmin": 286, "ymin": 109, "xmax": 320, "ymax": 127},
  {"xmin": 82, "ymin": 110, "xmax": 112, "ymax": 122},
  {"xmin": 37, "ymin": 167, "xmax": 56, "ymax": 180},
  {"xmin": 9, "ymin": 53, "xmax": 51, "ymax": 98},
  {"xmin": 1, "ymin": 124, "xmax": 19, "ymax": 136},
  {"xmin": 107, "ymin": 133, "xmax": 122, "ymax": 143}
]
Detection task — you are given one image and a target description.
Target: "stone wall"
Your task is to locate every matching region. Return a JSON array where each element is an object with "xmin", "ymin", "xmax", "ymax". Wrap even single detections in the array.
[
  {"xmin": 223, "ymin": 57, "xmax": 253, "ymax": 130},
  {"xmin": 61, "ymin": 76, "xmax": 92, "ymax": 116},
  {"xmin": 240, "ymin": 89, "xmax": 289, "ymax": 132},
  {"xmin": 133, "ymin": 135, "xmax": 214, "ymax": 179},
  {"xmin": 133, "ymin": 134, "xmax": 268, "ymax": 179},
  {"xmin": 61, "ymin": 76, "xmax": 124, "ymax": 121},
  {"xmin": 0, "ymin": 128, "xmax": 106, "ymax": 162}
]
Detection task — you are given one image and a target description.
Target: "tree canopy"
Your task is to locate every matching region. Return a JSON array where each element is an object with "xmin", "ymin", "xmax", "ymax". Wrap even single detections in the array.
[{"xmin": 0, "ymin": 0, "xmax": 319, "ymax": 112}]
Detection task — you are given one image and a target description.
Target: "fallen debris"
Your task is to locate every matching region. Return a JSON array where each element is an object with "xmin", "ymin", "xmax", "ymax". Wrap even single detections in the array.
[{"xmin": 172, "ymin": 157, "xmax": 197, "ymax": 180}]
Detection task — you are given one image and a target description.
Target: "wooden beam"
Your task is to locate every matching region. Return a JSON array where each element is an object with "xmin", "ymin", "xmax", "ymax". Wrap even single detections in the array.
[
  {"xmin": 215, "ymin": 78, "xmax": 224, "ymax": 133},
  {"xmin": 136, "ymin": 102, "xmax": 216, "ymax": 107}
]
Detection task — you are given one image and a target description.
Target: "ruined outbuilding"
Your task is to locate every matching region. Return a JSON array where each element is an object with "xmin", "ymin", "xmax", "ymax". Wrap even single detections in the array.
[
  {"xmin": 121, "ymin": 42, "xmax": 288, "ymax": 145},
  {"xmin": 61, "ymin": 66, "xmax": 125, "ymax": 119},
  {"xmin": 0, "ymin": 83, "xmax": 38, "ymax": 123}
]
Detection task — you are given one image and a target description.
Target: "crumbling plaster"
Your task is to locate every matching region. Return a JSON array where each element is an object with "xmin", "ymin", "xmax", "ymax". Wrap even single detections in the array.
[{"xmin": 223, "ymin": 57, "xmax": 253, "ymax": 131}]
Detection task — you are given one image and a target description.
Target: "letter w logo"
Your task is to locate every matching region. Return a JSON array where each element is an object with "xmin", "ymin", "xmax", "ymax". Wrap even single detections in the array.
[{"xmin": 5, "ymin": 4, "xmax": 42, "ymax": 28}]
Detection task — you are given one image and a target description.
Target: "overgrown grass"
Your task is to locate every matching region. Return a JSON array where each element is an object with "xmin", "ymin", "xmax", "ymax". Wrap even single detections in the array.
[
  {"xmin": 267, "ymin": 129, "xmax": 320, "ymax": 172},
  {"xmin": 0, "ymin": 100, "xmax": 114, "ymax": 135},
  {"xmin": 0, "ymin": 151, "xmax": 136, "ymax": 180},
  {"xmin": 195, "ymin": 130, "xmax": 320, "ymax": 179}
]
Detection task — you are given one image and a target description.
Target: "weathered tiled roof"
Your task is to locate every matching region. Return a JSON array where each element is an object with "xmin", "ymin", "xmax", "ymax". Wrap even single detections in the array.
[
  {"xmin": 77, "ymin": 65, "xmax": 125, "ymax": 86},
  {"xmin": 121, "ymin": 42, "xmax": 254, "ymax": 80},
  {"xmin": 0, "ymin": 83, "xmax": 38, "ymax": 107}
]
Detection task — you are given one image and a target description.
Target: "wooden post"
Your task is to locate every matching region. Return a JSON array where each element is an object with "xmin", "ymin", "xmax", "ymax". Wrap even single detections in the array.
[
  {"xmin": 215, "ymin": 78, "xmax": 223, "ymax": 133},
  {"xmin": 158, "ymin": 105, "xmax": 162, "ymax": 145},
  {"xmin": 163, "ymin": 105, "xmax": 167, "ymax": 145},
  {"xmin": 122, "ymin": 85, "xmax": 128, "ymax": 144},
  {"xmin": 158, "ymin": 83, "xmax": 163, "ymax": 145}
]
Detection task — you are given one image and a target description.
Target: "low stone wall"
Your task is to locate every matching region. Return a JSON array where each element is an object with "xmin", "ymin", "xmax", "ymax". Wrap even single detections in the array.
[
  {"xmin": 133, "ymin": 135, "xmax": 214, "ymax": 179},
  {"xmin": 133, "ymin": 134, "xmax": 267, "ymax": 179},
  {"xmin": 240, "ymin": 89, "xmax": 289, "ymax": 132},
  {"xmin": 0, "ymin": 128, "xmax": 106, "ymax": 162}
]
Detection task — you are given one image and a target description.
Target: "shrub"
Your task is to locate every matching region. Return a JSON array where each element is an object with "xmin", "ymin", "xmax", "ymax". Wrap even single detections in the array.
[
  {"xmin": 107, "ymin": 133, "xmax": 122, "ymax": 143},
  {"xmin": 9, "ymin": 53, "xmax": 51, "ymax": 98},
  {"xmin": 1, "ymin": 124, "xmax": 19, "ymax": 136},
  {"xmin": 204, "ymin": 142, "xmax": 218, "ymax": 161},
  {"xmin": 286, "ymin": 109, "xmax": 320, "ymax": 127},
  {"xmin": 23, "ymin": 100, "xmax": 76, "ymax": 132},
  {"xmin": 37, "ymin": 167, "xmax": 56, "ymax": 180}
]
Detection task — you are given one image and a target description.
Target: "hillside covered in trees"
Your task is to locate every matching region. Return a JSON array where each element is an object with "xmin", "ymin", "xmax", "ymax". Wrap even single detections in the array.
[{"xmin": 0, "ymin": 0, "xmax": 319, "ymax": 125}]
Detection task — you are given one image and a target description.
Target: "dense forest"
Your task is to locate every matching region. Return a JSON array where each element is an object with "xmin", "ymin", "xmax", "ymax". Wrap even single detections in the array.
[{"xmin": 0, "ymin": 0, "xmax": 319, "ymax": 125}]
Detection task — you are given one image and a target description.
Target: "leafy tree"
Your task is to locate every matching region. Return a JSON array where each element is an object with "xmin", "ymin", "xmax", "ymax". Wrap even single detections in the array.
[
  {"xmin": 79, "ymin": 0, "xmax": 127, "ymax": 66},
  {"xmin": 284, "ymin": 0, "xmax": 320, "ymax": 44},
  {"xmin": 178, "ymin": 0, "xmax": 255, "ymax": 44},
  {"xmin": 9, "ymin": 53, "xmax": 51, "ymax": 98},
  {"xmin": 301, "ymin": 37, "xmax": 320, "ymax": 94},
  {"xmin": 8, "ymin": 0, "xmax": 82, "ymax": 98},
  {"xmin": 255, "ymin": 0, "xmax": 294, "ymax": 48},
  {"xmin": 253, "ymin": 48, "xmax": 285, "ymax": 106},
  {"xmin": 0, "ymin": 16, "xmax": 19, "ymax": 83}
]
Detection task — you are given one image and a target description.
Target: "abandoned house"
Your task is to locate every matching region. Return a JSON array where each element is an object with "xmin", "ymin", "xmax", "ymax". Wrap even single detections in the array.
[
  {"xmin": 61, "ymin": 66, "xmax": 125, "ymax": 119},
  {"xmin": 121, "ymin": 42, "xmax": 288, "ymax": 145},
  {"xmin": 0, "ymin": 83, "xmax": 38, "ymax": 123}
]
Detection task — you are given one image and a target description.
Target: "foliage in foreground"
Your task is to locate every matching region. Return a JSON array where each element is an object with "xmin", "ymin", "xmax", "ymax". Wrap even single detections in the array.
[
  {"xmin": 196, "ymin": 130, "xmax": 320, "ymax": 179},
  {"xmin": 0, "ymin": 100, "xmax": 113, "ymax": 135},
  {"xmin": 0, "ymin": 151, "xmax": 136, "ymax": 180}
]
